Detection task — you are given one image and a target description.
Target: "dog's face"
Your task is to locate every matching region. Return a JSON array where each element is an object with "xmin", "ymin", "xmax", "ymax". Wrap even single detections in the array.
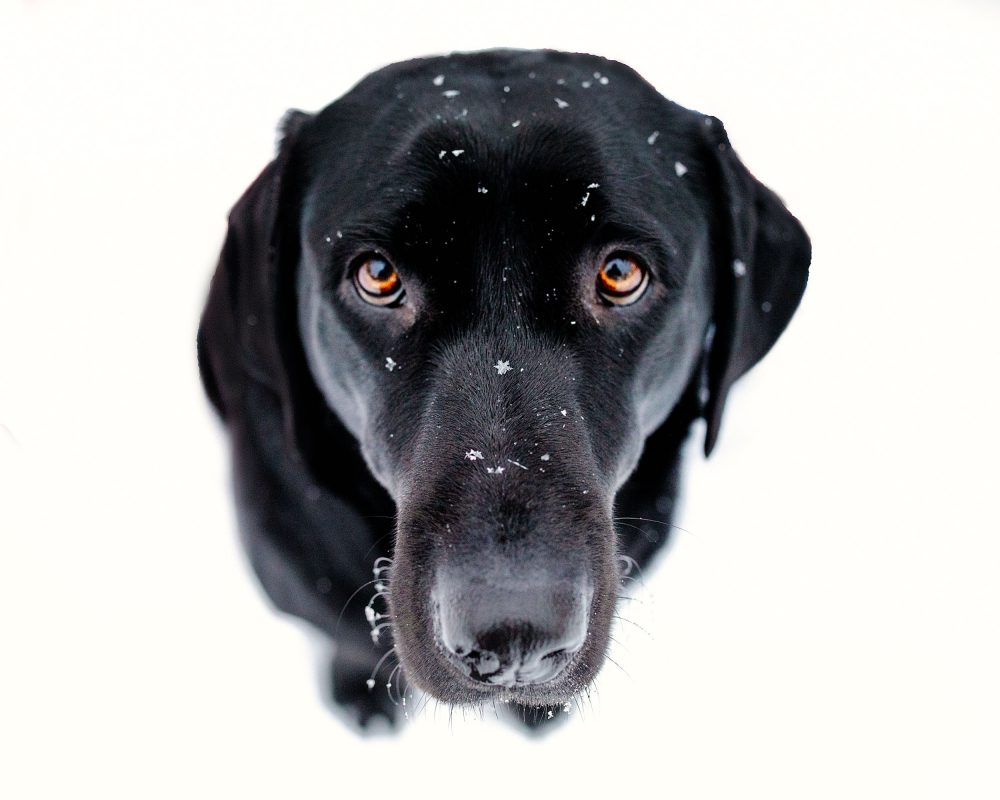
[{"xmin": 203, "ymin": 50, "xmax": 809, "ymax": 710}]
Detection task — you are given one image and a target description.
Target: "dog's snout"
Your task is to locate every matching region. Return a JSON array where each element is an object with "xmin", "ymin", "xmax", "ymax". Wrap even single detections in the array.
[{"xmin": 435, "ymin": 571, "xmax": 591, "ymax": 687}]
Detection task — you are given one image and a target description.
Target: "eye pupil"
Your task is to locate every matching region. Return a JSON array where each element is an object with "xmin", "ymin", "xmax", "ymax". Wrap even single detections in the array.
[
  {"xmin": 597, "ymin": 253, "xmax": 648, "ymax": 305},
  {"xmin": 366, "ymin": 258, "xmax": 392, "ymax": 282},
  {"xmin": 354, "ymin": 253, "xmax": 404, "ymax": 305},
  {"xmin": 604, "ymin": 258, "xmax": 633, "ymax": 282}
]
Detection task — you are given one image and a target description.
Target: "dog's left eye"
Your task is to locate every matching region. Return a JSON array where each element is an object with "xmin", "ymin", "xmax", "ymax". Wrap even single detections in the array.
[
  {"xmin": 596, "ymin": 253, "xmax": 649, "ymax": 305},
  {"xmin": 354, "ymin": 254, "xmax": 405, "ymax": 306}
]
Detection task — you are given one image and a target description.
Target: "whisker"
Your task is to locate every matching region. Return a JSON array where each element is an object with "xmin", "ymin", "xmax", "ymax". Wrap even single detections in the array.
[
  {"xmin": 367, "ymin": 646, "xmax": 398, "ymax": 684},
  {"xmin": 369, "ymin": 621, "xmax": 394, "ymax": 643},
  {"xmin": 361, "ymin": 529, "xmax": 396, "ymax": 561},
  {"xmin": 613, "ymin": 520, "xmax": 658, "ymax": 542},
  {"xmin": 385, "ymin": 663, "xmax": 403, "ymax": 705},
  {"xmin": 612, "ymin": 613, "xmax": 652, "ymax": 638},
  {"xmin": 616, "ymin": 593, "xmax": 644, "ymax": 605},
  {"xmin": 617, "ymin": 554, "xmax": 642, "ymax": 577},
  {"xmin": 614, "ymin": 516, "xmax": 693, "ymax": 536},
  {"xmin": 604, "ymin": 653, "xmax": 630, "ymax": 678},
  {"xmin": 333, "ymin": 578, "xmax": 382, "ymax": 635}
]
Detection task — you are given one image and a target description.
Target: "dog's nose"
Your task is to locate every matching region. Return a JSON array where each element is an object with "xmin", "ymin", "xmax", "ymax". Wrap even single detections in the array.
[{"xmin": 435, "ymin": 572, "xmax": 591, "ymax": 687}]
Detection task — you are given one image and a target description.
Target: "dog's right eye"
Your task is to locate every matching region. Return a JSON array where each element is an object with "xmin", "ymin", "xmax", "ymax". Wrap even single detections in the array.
[
  {"xmin": 354, "ymin": 254, "xmax": 405, "ymax": 306},
  {"xmin": 596, "ymin": 252, "xmax": 649, "ymax": 306}
]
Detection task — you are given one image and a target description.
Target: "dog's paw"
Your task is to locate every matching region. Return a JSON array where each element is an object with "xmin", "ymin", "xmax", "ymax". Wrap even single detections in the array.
[{"xmin": 328, "ymin": 648, "xmax": 400, "ymax": 733}]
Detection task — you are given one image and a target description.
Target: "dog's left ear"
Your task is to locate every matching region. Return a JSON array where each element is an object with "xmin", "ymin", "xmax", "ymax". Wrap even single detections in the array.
[{"xmin": 699, "ymin": 117, "xmax": 811, "ymax": 456}]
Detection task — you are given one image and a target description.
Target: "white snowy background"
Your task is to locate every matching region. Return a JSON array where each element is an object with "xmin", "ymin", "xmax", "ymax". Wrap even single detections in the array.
[{"xmin": 2, "ymin": 0, "xmax": 999, "ymax": 797}]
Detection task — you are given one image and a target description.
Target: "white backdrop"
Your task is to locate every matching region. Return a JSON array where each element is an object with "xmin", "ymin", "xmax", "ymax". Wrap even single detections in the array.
[{"xmin": 2, "ymin": 1, "xmax": 999, "ymax": 797}]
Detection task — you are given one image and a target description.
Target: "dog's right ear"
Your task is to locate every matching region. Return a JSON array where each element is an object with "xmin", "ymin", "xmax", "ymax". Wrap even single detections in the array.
[{"xmin": 197, "ymin": 109, "xmax": 312, "ymax": 430}]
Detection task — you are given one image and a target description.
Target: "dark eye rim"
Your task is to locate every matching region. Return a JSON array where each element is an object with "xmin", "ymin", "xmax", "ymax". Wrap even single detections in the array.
[
  {"xmin": 351, "ymin": 251, "xmax": 406, "ymax": 307},
  {"xmin": 595, "ymin": 249, "xmax": 650, "ymax": 306}
]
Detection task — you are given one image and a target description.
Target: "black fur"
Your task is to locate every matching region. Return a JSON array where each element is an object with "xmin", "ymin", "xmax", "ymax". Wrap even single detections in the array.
[{"xmin": 197, "ymin": 49, "xmax": 810, "ymax": 731}]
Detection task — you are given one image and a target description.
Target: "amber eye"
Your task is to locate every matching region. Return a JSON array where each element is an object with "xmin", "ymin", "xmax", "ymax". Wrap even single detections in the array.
[
  {"xmin": 354, "ymin": 254, "xmax": 404, "ymax": 306},
  {"xmin": 596, "ymin": 253, "xmax": 648, "ymax": 305}
]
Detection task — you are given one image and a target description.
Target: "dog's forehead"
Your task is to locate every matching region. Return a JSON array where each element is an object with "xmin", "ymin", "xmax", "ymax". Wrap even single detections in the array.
[{"xmin": 299, "ymin": 51, "xmax": 707, "ymax": 281}]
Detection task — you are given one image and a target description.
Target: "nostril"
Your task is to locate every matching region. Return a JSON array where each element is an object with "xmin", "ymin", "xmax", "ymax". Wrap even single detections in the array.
[{"xmin": 440, "ymin": 622, "xmax": 581, "ymax": 686}]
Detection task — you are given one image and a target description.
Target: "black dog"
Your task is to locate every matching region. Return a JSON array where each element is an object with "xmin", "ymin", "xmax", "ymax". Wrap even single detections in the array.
[{"xmin": 198, "ymin": 49, "xmax": 809, "ymax": 730}]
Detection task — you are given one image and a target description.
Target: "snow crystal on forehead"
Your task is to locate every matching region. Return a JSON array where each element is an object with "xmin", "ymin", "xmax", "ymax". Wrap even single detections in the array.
[
  {"xmin": 647, "ymin": 131, "xmax": 660, "ymax": 145},
  {"xmin": 384, "ymin": 356, "xmax": 397, "ymax": 372},
  {"xmin": 451, "ymin": 149, "xmax": 464, "ymax": 157},
  {"xmin": 494, "ymin": 360, "xmax": 512, "ymax": 375},
  {"xmin": 465, "ymin": 449, "xmax": 484, "ymax": 461},
  {"xmin": 511, "ymin": 120, "xmax": 521, "ymax": 128},
  {"xmin": 442, "ymin": 89, "xmax": 460, "ymax": 99},
  {"xmin": 554, "ymin": 98, "xmax": 570, "ymax": 109},
  {"xmin": 587, "ymin": 182, "xmax": 599, "ymax": 189},
  {"xmin": 674, "ymin": 161, "xmax": 688, "ymax": 177},
  {"xmin": 733, "ymin": 259, "xmax": 747, "ymax": 277},
  {"xmin": 432, "ymin": 74, "xmax": 445, "ymax": 86}
]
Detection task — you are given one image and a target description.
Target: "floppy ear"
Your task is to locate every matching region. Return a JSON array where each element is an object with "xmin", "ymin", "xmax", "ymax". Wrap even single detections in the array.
[
  {"xmin": 699, "ymin": 117, "xmax": 811, "ymax": 456},
  {"xmin": 197, "ymin": 110, "xmax": 324, "ymax": 462}
]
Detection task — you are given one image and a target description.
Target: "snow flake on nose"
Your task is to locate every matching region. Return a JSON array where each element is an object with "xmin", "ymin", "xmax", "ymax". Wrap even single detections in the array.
[
  {"xmin": 442, "ymin": 89, "xmax": 461, "ymax": 99},
  {"xmin": 384, "ymin": 357, "xmax": 398, "ymax": 371},
  {"xmin": 494, "ymin": 360, "xmax": 512, "ymax": 375},
  {"xmin": 733, "ymin": 259, "xmax": 747, "ymax": 277},
  {"xmin": 647, "ymin": 131, "xmax": 660, "ymax": 145},
  {"xmin": 674, "ymin": 161, "xmax": 688, "ymax": 177},
  {"xmin": 432, "ymin": 74, "xmax": 445, "ymax": 86},
  {"xmin": 554, "ymin": 97, "xmax": 570, "ymax": 109}
]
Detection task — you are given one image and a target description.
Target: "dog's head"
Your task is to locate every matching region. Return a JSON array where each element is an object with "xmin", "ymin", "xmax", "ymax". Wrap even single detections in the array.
[{"xmin": 200, "ymin": 50, "xmax": 809, "ymax": 707}]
